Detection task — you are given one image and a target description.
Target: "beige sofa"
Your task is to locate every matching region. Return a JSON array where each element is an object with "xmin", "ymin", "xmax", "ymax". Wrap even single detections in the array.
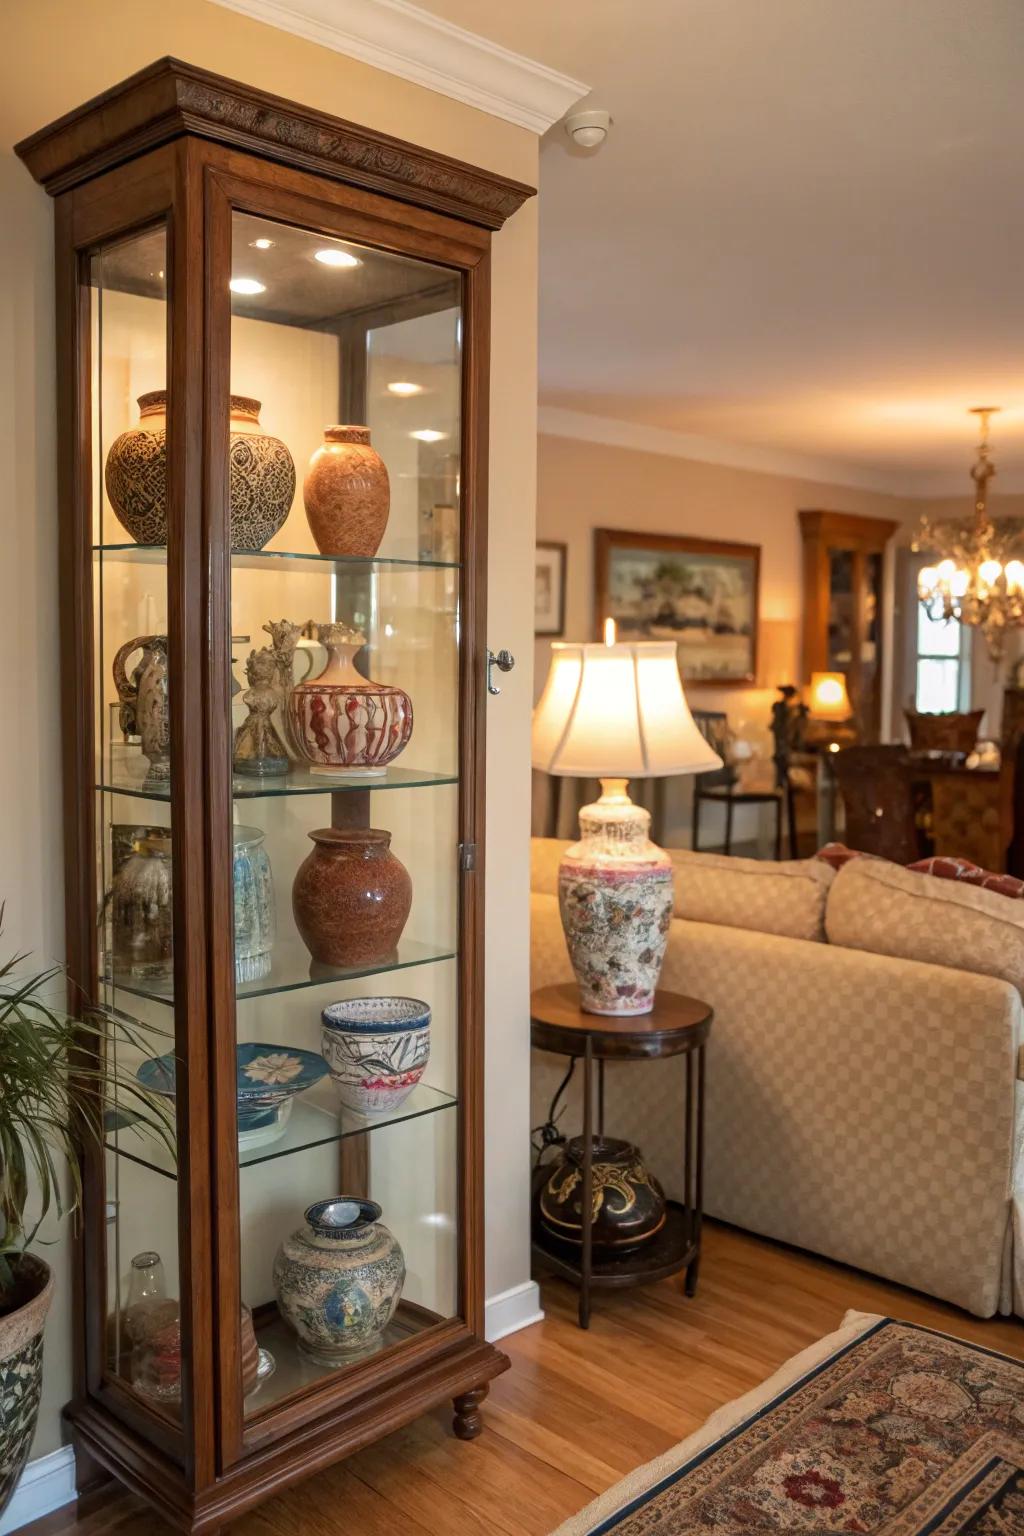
[{"xmin": 531, "ymin": 839, "xmax": 1024, "ymax": 1318}]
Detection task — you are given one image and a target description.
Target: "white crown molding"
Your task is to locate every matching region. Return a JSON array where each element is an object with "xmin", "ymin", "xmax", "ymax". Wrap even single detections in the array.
[
  {"xmin": 208, "ymin": 0, "xmax": 589, "ymax": 133},
  {"xmin": 537, "ymin": 406, "xmax": 1024, "ymax": 501}
]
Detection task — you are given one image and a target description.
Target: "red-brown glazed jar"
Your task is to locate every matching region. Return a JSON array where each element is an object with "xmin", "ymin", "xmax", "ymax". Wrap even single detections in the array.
[{"xmin": 291, "ymin": 828, "xmax": 412, "ymax": 968}]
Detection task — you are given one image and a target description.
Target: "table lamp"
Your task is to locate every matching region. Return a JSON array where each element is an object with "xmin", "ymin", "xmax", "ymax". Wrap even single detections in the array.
[
  {"xmin": 532, "ymin": 627, "xmax": 722, "ymax": 1015},
  {"xmin": 808, "ymin": 671, "xmax": 851, "ymax": 721}
]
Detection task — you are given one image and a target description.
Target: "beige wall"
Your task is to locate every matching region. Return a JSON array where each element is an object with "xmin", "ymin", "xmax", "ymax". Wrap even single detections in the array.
[
  {"xmin": 535, "ymin": 431, "xmax": 909, "ymax": 842},
  {"xmin": 1, "ymin": 0, "xmax": 538, "ymax": 1460}
]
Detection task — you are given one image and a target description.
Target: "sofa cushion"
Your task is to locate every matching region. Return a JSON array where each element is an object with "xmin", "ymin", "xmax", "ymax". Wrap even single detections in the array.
[
  {"xmin": 826, "ymin": 855, "xmax": 1024, "ymax": 992},
  {"xmin": 669, "ymin": 849, "xmax": 834, "ymax": 942},
  {"xmin": 531, "ymin": 837, "xmax": 568, "ymax": 898}
]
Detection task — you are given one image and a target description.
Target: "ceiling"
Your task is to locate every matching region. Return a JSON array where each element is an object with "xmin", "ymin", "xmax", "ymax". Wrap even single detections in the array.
[{"xmin": 413, "ymin": 0, "xmax": 1024, "ymax": 494}]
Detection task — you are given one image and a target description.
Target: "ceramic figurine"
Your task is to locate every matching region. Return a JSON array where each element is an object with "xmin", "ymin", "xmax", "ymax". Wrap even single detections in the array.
[
  {"xmin": 233, "ymin": 648, "xmax": 290, "ymax": 777},
  {"xmin": 559, "ymin": 788, "xmax": 674, "ymax": 1015},
  {"xmin": 292, "ymin": 828, "xmax": 412, "ymax": 968},
  {"xmin": 287, "ymin": 622, "xmax": 413, "ymax": 776},
  {"xmin": 112, "ymin": 635, "xmax": 171, "ymax": 782},
  {"xmin": 273, "ymin": 1198, "xmax": 405, "ymax": 1363},
  {"xmin": 262, "ymin": 618, "xmax": 311, "ymax": 760},
  {"xmin": 538, "ymin": 1137, "xmax": 666, "ymax": 1254},
  {"xmin": 231, "ymin": 825, "xmax": 276, "ymax": 982},
  {"xmin": 104, "ymin": 391, "xmax": 295, "ymax": 550},
  {"xmin": 320, "ymin": 997, "xmax": 430, "ymax": 1114},
  {"xmin": 303, "ymin": 426, "xmax": 390, "ymax": 556}
]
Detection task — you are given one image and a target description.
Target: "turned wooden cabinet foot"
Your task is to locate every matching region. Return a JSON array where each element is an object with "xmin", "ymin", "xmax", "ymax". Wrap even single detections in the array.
[{"xmin": 452, "ymin": 1384, "xmax": 488, "ymax": 1440}]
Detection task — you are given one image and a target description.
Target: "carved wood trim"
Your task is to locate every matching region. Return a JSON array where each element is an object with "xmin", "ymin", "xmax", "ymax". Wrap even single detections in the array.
[{"xmin": 15, "ymin": 56, "xmax": 536, "ymax": 230}]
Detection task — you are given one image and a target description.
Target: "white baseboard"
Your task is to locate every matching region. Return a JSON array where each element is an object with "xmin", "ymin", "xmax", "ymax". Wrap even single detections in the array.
[
  {"xmin": 485, "ymin": 1280, "xmax": 544, "ymax": 1343},
  {"xmin": 0, "ymin": 1446, "xmax": 76, "ymax": 1534}
]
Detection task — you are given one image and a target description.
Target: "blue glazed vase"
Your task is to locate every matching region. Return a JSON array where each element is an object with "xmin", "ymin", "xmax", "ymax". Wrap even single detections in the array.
[
  {"xmin": 272, "ymin": 1198, "xmax": 405, "ymax": 1364},
  {"xmin": 233, "ymin": 824, "xmax": 275, "ymax": 983}
]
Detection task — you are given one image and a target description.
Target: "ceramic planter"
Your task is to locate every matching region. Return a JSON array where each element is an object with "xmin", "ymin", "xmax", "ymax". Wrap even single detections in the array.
[
  {"xmin": 320, "ymin": 997, "xmax": 430, "ymax": 1114},
  {"xmin": 104, "ymin": 391, "xmax": 295, "ymax": 550},
  {"xmin": 287, "ymin": 622, "xmax": 413, "ymax": 776},
  {"xmin": 559, "ymin": 791, "xmax": 673, "ymax": 1015},
  {"xmin": 303, "ymin": 426, "xmax": 390, "ymax": 556},
  {"xmin": 538, "ymin": 1137, "xmax": 666, "ymax": 1254},
  {"xmin": 273, "ymin": 1198, "xmax": 405, "ymax": 1363},
  {"xmin": 292, "ymin": 828, "xmax": 412, "ymax": 968},
  {"xmin": 0, "ymin": 1255, "xmax": 54, "ymax": 1519}
]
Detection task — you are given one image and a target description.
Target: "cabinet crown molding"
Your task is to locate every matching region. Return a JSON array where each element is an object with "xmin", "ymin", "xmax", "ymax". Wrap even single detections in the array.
[{"xmin": 14, "ymin": 56, "xmax": 536, "ymax": 229}]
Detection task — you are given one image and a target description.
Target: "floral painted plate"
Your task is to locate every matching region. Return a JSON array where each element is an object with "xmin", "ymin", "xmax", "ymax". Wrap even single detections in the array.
[{"xmin": 138, "ymin": 1044, "xmax": 328, "ymax": 1148}]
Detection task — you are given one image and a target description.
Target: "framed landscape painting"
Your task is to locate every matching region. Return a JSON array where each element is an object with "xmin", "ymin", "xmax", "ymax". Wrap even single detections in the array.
[
  {"xmin": 594, "ymin": 528, "xmax": 760, "ymax": 683},
  {"xmin": 535, "ymin": 540, "xmax": 567, "ymax": 636}
]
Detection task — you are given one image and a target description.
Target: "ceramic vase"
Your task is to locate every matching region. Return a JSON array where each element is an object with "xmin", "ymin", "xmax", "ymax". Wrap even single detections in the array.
[
  {"xmin": 112, "ymin": 635, "xmax": 171, "ymax": 783},
  {"xmin": 287, "ymin": 622, "xmax": 413, "ymax": 776},
  {"xmin": 273, "ymin": 1198, "xmax": 405, "ymax": 1363},
  {"xmin": 321, "ymin": 997, "xmax": 430, "ymax": 1114},
  {"xmin": 104, "ymin": 391, "xmax": 295, "ymax": 550},
  {"xmin": 559, "ymin": 779, "xmax": 673, "ymax": 1015},
  {"xmin": 292, "ymin": 828, "xmax": 412, "ymax": 969},
  {"xmin": 111, "ymin": 832, "xmax": 174, "ymax": 980},
  {"xmin": 303, "ymin": 426, "xmax": 390, "ymax": 556},
  {"xmin": 0, "ymin": 1255, "xmax": 53, "ymax": 1521},
  {"xmin": 232, "ymin": 825, "xmax": 276, "ymax": 983},
  {"xmin": 538, "ymin": 1137, "xmax": 666, "ymax": 1254}
]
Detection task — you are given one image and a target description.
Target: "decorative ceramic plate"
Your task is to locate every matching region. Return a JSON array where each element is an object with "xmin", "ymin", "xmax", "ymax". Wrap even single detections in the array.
[{"xmin": 138, "ymin": 1043, "xmax": 328, "ymax": 1147}]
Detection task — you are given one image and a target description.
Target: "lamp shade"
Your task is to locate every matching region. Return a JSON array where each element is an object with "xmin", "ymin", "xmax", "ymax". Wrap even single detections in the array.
[
  {"xmin": 808, "ymin": 671, "xmax": 851, "ymax": 721},
  {"xmin": 532, "ymin": 640, "xmax": 723, "ymax": 778}
]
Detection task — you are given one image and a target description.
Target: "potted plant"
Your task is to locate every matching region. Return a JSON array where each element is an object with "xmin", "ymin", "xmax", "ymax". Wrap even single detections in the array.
[{"xmin": 0, "ymin": 922, "xmax": 172, "ymax": 1516}]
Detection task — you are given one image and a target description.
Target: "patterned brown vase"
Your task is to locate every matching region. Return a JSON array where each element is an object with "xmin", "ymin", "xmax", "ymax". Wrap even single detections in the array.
[
  {"xmin": 538, "ymin": 1137, "xmax": 666, "ymax": 1254},
  {"xmin": 292, "ymin": 828, "xmax": 412, "ymax": 968},
  {"xmin": 288, "ymin": 622, "xmax": 413, "ymax": 776},
  {"xmin": 104, "ymin": 391, "xmax": 295, "ymax": 550},
  {"xmin": 303, "ymin": 426, "xmax": 390, "ymax": 556}
]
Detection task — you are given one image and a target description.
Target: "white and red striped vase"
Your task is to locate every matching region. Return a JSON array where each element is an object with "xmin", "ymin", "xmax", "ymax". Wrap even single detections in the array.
[
  {"xmin": 288, "ymin": 622, "xmax": 413, "ymax": 777},
  {"xmin": 559, "ymin": 779, "xmax": 674, "ymax": 1016}
]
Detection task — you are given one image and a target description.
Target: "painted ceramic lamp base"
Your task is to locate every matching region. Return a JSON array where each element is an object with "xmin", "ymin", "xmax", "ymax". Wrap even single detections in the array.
[{"xmin": 559, "ymin": 779, "xmax": 673, "ymax": 1016}]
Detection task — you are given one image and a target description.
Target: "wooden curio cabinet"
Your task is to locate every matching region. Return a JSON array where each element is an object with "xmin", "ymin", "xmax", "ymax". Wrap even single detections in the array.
[
  {"xmin": 799, "ymin": 510, "xmax": 899, "ymax": 740},
  {"xmin": 16, "ymin": 60, "xmax": 532, "ymax": 1532}
]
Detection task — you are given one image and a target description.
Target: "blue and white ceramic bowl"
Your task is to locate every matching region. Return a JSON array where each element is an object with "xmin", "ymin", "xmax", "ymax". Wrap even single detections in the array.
[
  {"xmin": 138, "ymin": 1043, "xmax": 328, "ymax": 1149},
  {"xmin": 320, "ymin": 997, "xmax": 431, "ymax": 1115}
]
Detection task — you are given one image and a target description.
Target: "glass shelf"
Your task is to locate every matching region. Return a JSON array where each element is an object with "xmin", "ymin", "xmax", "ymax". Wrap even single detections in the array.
[
  {"xmin": 106, "ymin": 1080, "xmax": 457, "ymax": 1180},
  {"xmin": 93, "ymin": 543, "xmax": 460, "ymax": 573},
  {"xmin": 99, "ymin": 762, "xmax": 458, "ymax": 802},
  {"xmin": 106, "ymin": 936, "xmax": 456, "ymax": 1008}
]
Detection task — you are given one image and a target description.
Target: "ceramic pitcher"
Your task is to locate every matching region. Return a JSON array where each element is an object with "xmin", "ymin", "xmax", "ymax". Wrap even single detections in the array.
[{"xmin": 113, "ymin": 635, "xmax": 171, "ymax": 782}]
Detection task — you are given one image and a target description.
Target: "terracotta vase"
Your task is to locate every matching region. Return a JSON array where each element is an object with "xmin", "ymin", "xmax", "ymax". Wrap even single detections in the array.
[
  {"xmin": 273, "ymin": 1198, "xmax": 405, "ymax": 1364},
  {"xmin": 303, "ymin": 426, "xmax": 390, "ymax": 556},
  {"xmin": 104, "ymin": 391, "xmax": 295, "ymax": 550},
  {"xmin": 292, "ymin": 828, "xmax": 412, "ymax": 968},
  {"xmin": 287, "ymin": 622, "xmax": 413, "ymax": 776},
  {"xmin": 112, "ymin": 635, "xmax": 170, "ymax": 782},
  {"xmin": 537, "ymin": 1137, "xmax": 666, "ymax": 1254}
]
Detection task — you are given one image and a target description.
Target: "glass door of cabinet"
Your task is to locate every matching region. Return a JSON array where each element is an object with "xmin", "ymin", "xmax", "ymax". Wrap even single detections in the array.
[{"xmin": 218, "ymin": 210, "xmax": 466, "ymax": 1433}]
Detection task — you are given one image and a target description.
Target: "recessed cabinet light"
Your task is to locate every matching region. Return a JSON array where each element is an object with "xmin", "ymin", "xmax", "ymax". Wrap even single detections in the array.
[
  {"xmin": 229, "ymin": 277, "xmax": 266, "ymax": 295},
  {"xmin": 249, "ymin": 238, "xmax": 275, "ymax": 250},
  {"xmin": 314, "ymin": 248, "xmax": 360, "ymax": 268},
  {"xmin": 387, "ymin": 381, "xmax": 423, "ymax": 397},
  {"xmin": 411, "ymin": 429, "xmax": 446, "ymax": 443}
]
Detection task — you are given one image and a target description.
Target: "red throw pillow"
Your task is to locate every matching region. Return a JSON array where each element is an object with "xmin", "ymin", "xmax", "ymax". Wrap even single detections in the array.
[
  {"xmin": 905, "ymin": 855, "xmax": 1024, "ymax": 900},
  {"xmin": 814, "ymin": 843, "xmax": 879, "ymax": 872}
]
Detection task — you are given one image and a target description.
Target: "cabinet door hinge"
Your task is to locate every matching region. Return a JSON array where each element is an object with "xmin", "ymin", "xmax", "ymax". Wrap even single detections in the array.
[{"xmin": 459, "ymin": 842, "xmax": 477, "ymax": 872}]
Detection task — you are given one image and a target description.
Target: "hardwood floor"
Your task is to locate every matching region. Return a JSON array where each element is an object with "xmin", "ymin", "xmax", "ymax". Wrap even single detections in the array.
[{"xmin": 34, "ymin": 1222, "xmax": 1024, "ymax": 1536}]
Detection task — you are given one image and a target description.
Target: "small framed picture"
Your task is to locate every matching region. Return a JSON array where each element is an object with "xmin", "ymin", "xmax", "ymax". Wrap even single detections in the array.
[{"xmin": 535, "ymin": 541, "xmax": 567, "ymax": 636}]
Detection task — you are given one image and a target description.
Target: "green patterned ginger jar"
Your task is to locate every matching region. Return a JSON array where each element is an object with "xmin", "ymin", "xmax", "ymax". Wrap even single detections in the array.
[{"xmin": 0, "ymin": 1255, "xmax": 53, "ymax": 1518}]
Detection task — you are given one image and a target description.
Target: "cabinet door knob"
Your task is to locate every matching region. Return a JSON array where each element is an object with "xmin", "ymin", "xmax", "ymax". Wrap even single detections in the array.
[{"xmin": 486, "ymin": 648, "xmax": 515, "ymax": 696}]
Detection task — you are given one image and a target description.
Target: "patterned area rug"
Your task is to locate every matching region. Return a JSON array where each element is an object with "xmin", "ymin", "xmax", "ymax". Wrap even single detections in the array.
[{"xmin": 552, "ymin": 1311, "xmax": 1024, "ymax": 1535}]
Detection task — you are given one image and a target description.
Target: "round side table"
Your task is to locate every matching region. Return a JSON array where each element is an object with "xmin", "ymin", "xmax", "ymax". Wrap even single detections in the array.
[{"xmin": 530, "ymin": 982, "xmax": 713, "ymax": 1329}]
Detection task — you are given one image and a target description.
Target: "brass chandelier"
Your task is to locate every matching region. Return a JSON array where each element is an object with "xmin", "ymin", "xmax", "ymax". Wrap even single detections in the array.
[{"xmin": 916, "ymin": 406, "xmax": 1024, "ymax": 662}]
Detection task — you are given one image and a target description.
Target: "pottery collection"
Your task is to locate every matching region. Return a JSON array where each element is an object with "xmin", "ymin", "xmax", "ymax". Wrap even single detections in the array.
[
  {"xmin": 104, "ymin": 391, "xmax": 295, "ymax": 550},
  {"xmin": 303, "ymin": 426, "xmax": 390, "ymax": 556},
  {"xmin": 273, "ymin": 1198, "xmax": 405, "ymax": 1363},
  {"xmin": 113, "ymin": 635, "xmax": 171, "ymax": 783},
  {"xmin": 321, "ymin": 997, "xmax": 430, "ymax": 1114},
  {"xmin": 292, "ymin": 827, "xmax": 412, "ymax": 968},
  {"xmin": 559, "ymin": 793, "xmax": 674, "ymax": 1016},
  {"xmin": 288, "ymin": 622, "xmax": 413, "ymax": 776},
  {"xmin": 537, "ymin": 1137, "xmax": 666, "ymax": 1254}
]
